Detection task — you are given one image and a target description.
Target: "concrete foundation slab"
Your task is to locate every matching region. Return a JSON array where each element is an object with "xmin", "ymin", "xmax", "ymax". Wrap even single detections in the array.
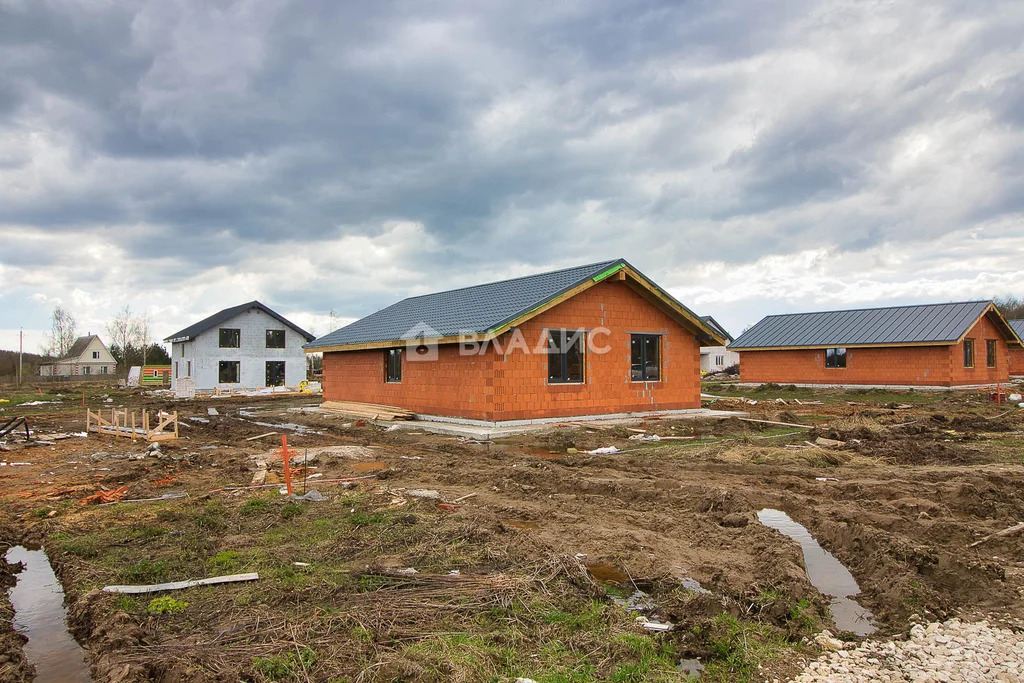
[{"xmin": 381, "ymin": 408, "xmax": 748, "ymax": 440}]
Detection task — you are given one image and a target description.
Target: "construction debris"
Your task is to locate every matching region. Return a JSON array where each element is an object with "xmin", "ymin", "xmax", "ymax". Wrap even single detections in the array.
[
  {"xmin": 321, "ymin": 400, "xmax": 414, "ymax": 421},
  {"xmin": 80, "ymin": 485, "xmax": 130, "ymax": 505},
  {"xmin": 102, "ymin": 572, "xmax": 260, "ymax": 594},
  {"xmin": 966, "ymin": 521, "xmax": 1024, "ymax": 548}
]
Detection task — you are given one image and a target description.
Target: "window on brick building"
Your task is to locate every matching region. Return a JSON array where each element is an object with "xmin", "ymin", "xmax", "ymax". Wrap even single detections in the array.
[
  {"xmin": 825, "ymin": 347, "xmax": 847, "ymax": 368},
  {"xmin": 219, "ymin": 360, "xmax": 240, "ymax": 383},
  {"xmin": 548, "ymin": 330, "xmax": 585, "ymax": 383},
  {"xmin": 219, "ymin": 328, "xmax": 241, "ymax": 348},
  {"xmin": 986, "ymin": 339, "xmax": 996, "ymax": 368},
  {"xmin": 963, "ymin": 339, "xmax": 974, "ymax": 368},
  {"xmin": 630, "ymin": 334, "xmax": 661, "ymax": 381},
  {"xmin": 385, "ymin": 348, "xmax": 402, "ymax": 382}
]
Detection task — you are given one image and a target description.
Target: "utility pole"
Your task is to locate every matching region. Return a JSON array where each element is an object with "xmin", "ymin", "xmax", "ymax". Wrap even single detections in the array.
[{"xmin": 18, "ymin": 329, "xmax": 23, "ymax": 386}]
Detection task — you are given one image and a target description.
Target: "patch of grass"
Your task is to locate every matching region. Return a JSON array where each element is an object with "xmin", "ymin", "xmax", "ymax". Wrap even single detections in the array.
[
  {"xmin": 241, "ymin": 497, "xmax": 272, "ymax": 514},
  {"xmin": 193, "ymin": 501, "xmax": 228, "ymax": 531},
  {"xmin": 208, "ymin": 550, "xmax": 242, "ymax": 573},
  {"xmin": 55, "ymin": 535, "xmax": 102, "ymax": 559},
  {"xmin": 147, "ymin": 596, "xmax": 188, "ymax": 615},
  {"xmin": 121, "ymin": 559, "xmax": 168, "ymax": 584},
  {"xmin": 280, "ymin": 503, "xmax": 304, "ymax": 520},
  {"xmin": 251, "ymin": 646, "xmax": 316, "ymax": 682},
  {"xmin": 701, "ymin": 613, "xmax": 792, "ymax": 682}
]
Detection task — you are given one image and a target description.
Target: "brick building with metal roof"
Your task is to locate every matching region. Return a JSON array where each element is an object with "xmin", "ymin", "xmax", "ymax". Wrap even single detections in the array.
[
  {"xmin": 305, "ymin": 259, "xmax": 726, "ymax": 422},
  {"xmin": 729, "ymin": 301, "xmax": 1023, "ymax": 387},
  {"xmin": 1010, "ymin": 320, "xmax": 1024, "ymax": 377}
]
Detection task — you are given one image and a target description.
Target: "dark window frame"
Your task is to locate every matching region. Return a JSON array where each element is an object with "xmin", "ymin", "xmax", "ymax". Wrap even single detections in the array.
[
  {"xmin": 986, "ymin": 339, "xmax": 996, "ymax": 368},
  {"xmin": 266, "ymin": 360, "xmax": 286, "ymax": 387},
  {"xmin": 963, "ymin": 338, "xmax": 975, "ymax": 368},
  {"xmin": 218, "ymin": 360, "xmax": 240, "ymax": 383},
  {"xmin": 266, "ymin": 329, "xmax": 286, "ymax": 349},
  {"xmin": 547, "ymin": 329, "xmax": 586, "ymax": 384},
  {"xmin": 630, "ymin": 333, "xmax": 661, "ymax": 382},
  {"xmin": 385, "ymin": 348, "xmax": 402, "ymax": 383},
  {"xmin": 825, "ymin": 347, "xmax": 847, "ymax": 369},
  {"xmin": 219, "ymin": 328, "xmax": 241, "ymax": 348}
]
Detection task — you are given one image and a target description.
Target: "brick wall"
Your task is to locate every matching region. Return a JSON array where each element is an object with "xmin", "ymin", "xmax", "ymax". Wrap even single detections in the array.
[
  {"xmin": 489, "ymin": 280, "xmax": 701, "ymax": 420},
  {"xmin": 1010, "ymin": 348, "xmax": 1024, "ymax": 376},
  {"xmin": 738, "ymin": 346, "xmax": 952, "ymax": 386},
  {"xmin": 321, "ymin": 279, "xmax": 702, "ymax": 420},
  {"xmin": 322, "ymin": 344, "xmax": 497, "ymax": 420},
  {"xmin": 737, "ymin": 313, "xmax": 1012, "ymax": 387},
  {"xmin": 947, "ymin": 314, "xmax": 1012, "ymax": 385}
]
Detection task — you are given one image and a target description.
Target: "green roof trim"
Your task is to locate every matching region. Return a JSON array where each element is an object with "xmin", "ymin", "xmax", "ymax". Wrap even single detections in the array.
[{"xmin": 591, "ymin": 263, "xmax": 624, "ymax": 282}]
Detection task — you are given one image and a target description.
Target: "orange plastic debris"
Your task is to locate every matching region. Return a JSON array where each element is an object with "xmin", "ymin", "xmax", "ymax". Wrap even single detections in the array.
[
  {"xmin": 437, "ymin": 503, "xmax": 458, "ymax": 512},
  {"xmin": 80, "ymin": 485, "xmax": 130, "ymax": 505}
]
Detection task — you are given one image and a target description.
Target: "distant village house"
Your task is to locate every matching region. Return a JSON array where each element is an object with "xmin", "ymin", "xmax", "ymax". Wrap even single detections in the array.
[{"xmin": 38, "ymin": 335, "xmax": 116, "ymax": 377}]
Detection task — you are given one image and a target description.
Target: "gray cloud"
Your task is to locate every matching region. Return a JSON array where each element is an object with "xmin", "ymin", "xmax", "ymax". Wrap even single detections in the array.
[{"xmin": 1, "ymin": 0, "xmax": 1023, "ymax": 343}]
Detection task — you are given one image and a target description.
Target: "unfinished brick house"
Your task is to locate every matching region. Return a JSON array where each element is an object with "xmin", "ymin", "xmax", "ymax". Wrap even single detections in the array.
[
  {"xmin": 1010, "ymin": 320, "xmax": 1024, "ymax": 377},
  {"xmin": 304, "ymin": 259, "xmax": 726, "ymax": 422},
  {"xmin": 729, "ymin": 301, "xmax": 1023, "ymax": 387}
]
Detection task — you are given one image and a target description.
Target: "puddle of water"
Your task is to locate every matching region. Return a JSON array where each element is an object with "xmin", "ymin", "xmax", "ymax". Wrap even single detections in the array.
[
  {"xmin": 584, "ymin": 561, "xmax": 630, "ymax": 585},
  {"xmin": 503, "ymin": 519, "xmax": 541, "ymax": 530},
  {"xmin": 756, "ymin": 509, "xmax": 877, "ymax": 636},
  {"xmin": 352, "ymin": 461, "xmax": 388, "ymax": 472},
  {"xmin": 523, "ymin": 448, "xmax": 563, "ymax": 459},
  {"xmin": 5, "ymin": 546, "xmax": 91, "ymax": 682}
]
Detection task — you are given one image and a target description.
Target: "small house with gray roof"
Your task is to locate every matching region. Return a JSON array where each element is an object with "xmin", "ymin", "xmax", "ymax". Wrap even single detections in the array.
[
  {"xmin": 164, "ymin": 301, "xmax": 314, "ymax": 392},
  {"xmin": 38, "ymin": 335, "xmax": 116, "ymax": 377},
  {"xmin": 729, "ymin": 301, "xmax": 1023, "ymax": 387},
  {"xmin": 304, "ymin": 259, "xmax": 727, "ymax": 422}
]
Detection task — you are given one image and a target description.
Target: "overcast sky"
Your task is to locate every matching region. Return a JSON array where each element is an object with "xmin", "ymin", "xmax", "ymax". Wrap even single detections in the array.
[{"xmin": 2, "ymin": 0, "xmax": 1023, "ymax": 353}]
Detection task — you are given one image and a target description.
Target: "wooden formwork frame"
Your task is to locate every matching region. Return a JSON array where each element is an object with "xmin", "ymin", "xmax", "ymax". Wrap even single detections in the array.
[{"xmin": 86, "ymin": 408, "xmax": 178, "ymax": 443}]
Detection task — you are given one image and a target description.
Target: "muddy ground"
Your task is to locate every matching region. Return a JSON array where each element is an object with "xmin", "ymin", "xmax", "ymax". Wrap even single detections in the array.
[{"xmin": 1, "ymin": 381, "xmax": 1022, "ymax": 682}]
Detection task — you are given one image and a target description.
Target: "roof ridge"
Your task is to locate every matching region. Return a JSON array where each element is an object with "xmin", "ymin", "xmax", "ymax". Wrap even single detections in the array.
[
  {"xmin": 757, "ymin": 299, "xmax": 992, "ymax": 320},
  {"xmin": 397, "ymin": 259, "xmax": 622, "ymax": 303}
]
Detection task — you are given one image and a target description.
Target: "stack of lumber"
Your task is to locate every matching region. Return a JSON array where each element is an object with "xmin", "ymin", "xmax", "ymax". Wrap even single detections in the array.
[{"xmin": 321, "ymin": 401, "xmax": 414, "ymax": 421}]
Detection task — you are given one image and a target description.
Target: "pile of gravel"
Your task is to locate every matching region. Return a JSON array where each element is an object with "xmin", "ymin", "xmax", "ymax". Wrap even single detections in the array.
[{"xmin": 793, "ymin": 619, "xmax": 1024, "ymax": 682}]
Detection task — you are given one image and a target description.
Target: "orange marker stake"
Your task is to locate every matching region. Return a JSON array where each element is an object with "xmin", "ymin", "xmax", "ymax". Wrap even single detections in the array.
[
  {"xmin": 281, "ymin": 435, "xmax": 292, "ymax": 496},
  {"xmin": 81, "ymin": 391, "xmax": 85, "ymax": 407}
]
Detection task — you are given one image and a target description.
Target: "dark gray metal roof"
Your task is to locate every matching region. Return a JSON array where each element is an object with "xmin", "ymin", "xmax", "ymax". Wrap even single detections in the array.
[
  {"xmin": 1010, "ymin": 319, "xmax": 1024, "ymax": 340},
  {"xmin": 305, "ymin": 259, "xmax": 719, "ymax": 349},
  {"xmin": 164, "ymin": 301, "xmax": 314, "ymax": 343},
  {"xmin": 730, "ymin": 301, "xmax": 996, "ymax": 349},
  {"xmin": 700, "ymin": 316, "xmax": 733, "ymax": 343}
]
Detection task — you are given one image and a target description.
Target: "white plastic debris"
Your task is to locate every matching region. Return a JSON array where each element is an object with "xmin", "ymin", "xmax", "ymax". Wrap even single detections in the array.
[
  {"xmin": 406, "ymin": 489, "xmax": 441, "ymax": 499},
  {"xmin": 395, "ymin": 567, "xmax": 419, "ymax": 575},
  {"xmin": 628, "ymin": 433, "xmax": 661, "ymax": 442},
  {"xmin": 586, "ymin": 446, "xmax": 620, "ymax": 454},
  {"xmin": 1007, "ymin": 393, "xmax": 1022, "ymax": 402}
]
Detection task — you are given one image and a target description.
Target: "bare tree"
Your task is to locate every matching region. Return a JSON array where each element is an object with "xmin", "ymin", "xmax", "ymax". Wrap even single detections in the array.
[
  {"xmin": 993, "ymin": 295, "xmax": 1024, "ymax": 320},
  {"xmin": 105, "ymin": 306, "xmax": 153, "ymax": 372},
  {"xmin": 42, "ymin": 305, "xmax": 77, "ymax": 357},
  {"xmin": 134, "ymin": 314, "xmax": 151, "ymax": 365},
  {"xmin": 106, "ymin": 305, "xmax": 136, "ymax": 356}
]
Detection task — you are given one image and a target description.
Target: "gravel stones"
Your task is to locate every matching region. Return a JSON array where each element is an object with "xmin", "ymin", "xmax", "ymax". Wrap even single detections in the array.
[{"xmin": 793, "ymin": 619, "xmax": 1024, "ymax": 682}]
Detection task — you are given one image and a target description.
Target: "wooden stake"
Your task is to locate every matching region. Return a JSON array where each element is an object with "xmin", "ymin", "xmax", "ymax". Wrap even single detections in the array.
[
  {"xmin": 967, "ymin": 521, "xmax": 1024, "ymax": 548},
  {"xmin": 282, "ymin": 435, "xmax": 292, "ymax": 496},
  {"xmin": 738, "ymin": 417, "xmax": 812, "ymax": 429}
]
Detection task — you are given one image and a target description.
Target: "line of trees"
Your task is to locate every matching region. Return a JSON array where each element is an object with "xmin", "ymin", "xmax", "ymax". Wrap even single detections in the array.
[
  {"xmin": 105, "ymin": 305, "xmax": 170, "ymax": 370},
  {"xmin": 37, "ymin": 304, "xmax": 170, "ymax": 374},
  {"xmin": 993, "ymin": 296, "xmax": 1024, "ymax": 320}
]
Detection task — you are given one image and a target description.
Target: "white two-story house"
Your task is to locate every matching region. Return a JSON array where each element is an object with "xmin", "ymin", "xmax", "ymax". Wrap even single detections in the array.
[{"xmin": 163, "ymin": 301, "xmax": 314, "ymax": 391}]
